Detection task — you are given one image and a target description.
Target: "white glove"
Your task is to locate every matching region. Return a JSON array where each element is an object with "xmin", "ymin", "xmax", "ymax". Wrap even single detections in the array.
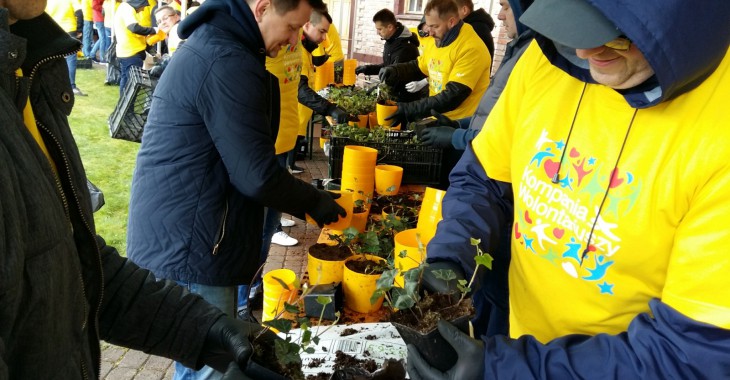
[{"xmin": 405, "ymin": 78, "xmax": 428, "ymax": 93}]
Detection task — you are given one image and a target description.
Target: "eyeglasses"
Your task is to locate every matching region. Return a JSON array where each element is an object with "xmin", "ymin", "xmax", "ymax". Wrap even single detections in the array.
[
  {"xmin": 604, "ymin": 36, "xmax": 632, "ymax": 51},
  {"xmin": 156, "ymin": 14, "xmax": 175, "ymax": 24}
]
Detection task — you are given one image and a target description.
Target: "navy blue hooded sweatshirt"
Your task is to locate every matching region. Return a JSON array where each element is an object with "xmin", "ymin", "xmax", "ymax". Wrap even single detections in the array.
[
  {"xmin": 426, "ymin": 0, "xmax": 730, "ymax": 378},
  {"xmin": 127, "ymin": 0, "xmax": 323, "ymax": 286}
]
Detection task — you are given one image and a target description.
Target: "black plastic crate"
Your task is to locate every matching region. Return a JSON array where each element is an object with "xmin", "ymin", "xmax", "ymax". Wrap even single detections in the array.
[
  {"xmin": 77, "ymin": 57, "xmax": 93, "ymax": 69},
  {"xmin": 328, "ymin": 130, "xmax": 442, "ymax": 185},
  {"xmin": 108, "ymin": 66, "xmax": 156, "ymax": 143}
]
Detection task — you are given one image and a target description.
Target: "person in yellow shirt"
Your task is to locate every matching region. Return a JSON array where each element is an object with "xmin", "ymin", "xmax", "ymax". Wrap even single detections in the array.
[
  {"xmin": 81, "ymin": 0, "xmax": 94, "ymax": 56},
  {"xmin": 113, "ymin": 0, "xmax": 156, "ymax": 95},
  {"xmin": 45, "ymin": 0, "xmax": 87, "ymax": 96},
  {"xmin": 409, "ymin": 0, "xmax": 730, "ymax": 378},
  {"xmin": 379, "ymin": 0, "xmax": 490, "ymax": 125}
]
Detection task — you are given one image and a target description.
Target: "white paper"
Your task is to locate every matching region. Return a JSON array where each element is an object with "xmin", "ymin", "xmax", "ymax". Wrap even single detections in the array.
[{"xmin": 279, "ymin": 322, "xmax": 407, "ymax": 377}]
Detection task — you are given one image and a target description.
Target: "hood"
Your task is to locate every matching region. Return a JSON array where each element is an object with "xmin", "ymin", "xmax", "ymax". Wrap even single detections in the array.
[
  {"xmin": 532, "ymin": 0, "xmax": 730, "ymax": 108},
  {"xmin": 177, "ymin": 0, "xmax": 264, "ymax": 54},
  {"xmin": 126, "ymin": 0, "xmax": 149, "ymax": 9},
  {"xmin": 463, "ymin": 8, "xmax": 495, "ymax": 31},
  {"xmin": 507, "ymin": 0, "xmax": 534, "ymax": 36},
  {"xmin": 390, "ymin": 22, "xmax": 415, "ymax": 42}
]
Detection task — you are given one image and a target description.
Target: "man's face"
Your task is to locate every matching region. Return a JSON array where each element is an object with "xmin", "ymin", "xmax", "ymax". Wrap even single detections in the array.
[
  {"xmin": 303, "ymin": 18, "xmax": 331, "ymax": 44},
  {"xmin": 497, "ymin": 0, "xmax": 517, "ymax": 39},
  {"xmin": 374, "ymin": 21, "xmax": 394, "ymax": 40},
  {"xmin": 424, "ymin": 10, "xmax": 457, "ymax": 43},
  {"xmin": 576, "ymin": 41, "xmax": 655, "ymax": 89},
  {"xmin": 1, "ymin": 0, "xmax": 47, "ymax": 24},
  {"xmin": 155, "ymin": 11, "xmax": 180, "ymax": 33},
  {"xmin": 256, "ymin": 0, "xmax": 312, "ymax": 58}
]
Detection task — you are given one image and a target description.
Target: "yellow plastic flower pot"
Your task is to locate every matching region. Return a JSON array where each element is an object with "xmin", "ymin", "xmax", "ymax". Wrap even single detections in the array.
[
  {"xmin": 307, "ymin": 243, "xmax": 352, "ymax": 285},
  {"xmin": 343, "ymin": 254, "xmax": 386, "ymax": 313},
  {"xmin": 416, "ymin": 187, "xmax": 446, "ymax": 245},
  {"xmin": 350, "ymin": 209, "xmax": 369, "ymax": 233},
  {"xmin": 376, "ymin": 102, "xmax": 398, "ymax": 127},
  {"xmin": 374, "ymin": 164, "xmax": 404, "ymax": 196},
  {"xmin": 262, "ymin": 268, "xmax": 298, "ymax": 323},
  {"xmin": 348, "ymin": 114, "xmax": 369, "ymax": 128},
  {"xmin": 393, "ymin": 228, "xmax": 426, "ymax": 287},
  {"xmin": 343, "ymin": 59, "xmax": 357, "ymax": 86}
]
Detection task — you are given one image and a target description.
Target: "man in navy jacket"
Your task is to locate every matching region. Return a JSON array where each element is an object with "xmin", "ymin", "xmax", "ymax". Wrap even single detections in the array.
[{"xmin": 126, "ymin": 0, "xmax": 343, "ymax": 378}]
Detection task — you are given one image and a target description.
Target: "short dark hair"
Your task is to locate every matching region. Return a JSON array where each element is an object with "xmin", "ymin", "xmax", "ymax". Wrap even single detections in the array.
[
  {"xmin": 424, "ymin": 0, "xmax": 459, "ymax": 19},
  {"xmin": 372, "ymin": 9, "xmax": 397, "ymax": 25},
  {"xmin": 453, "ymin": 0, "xmax": 474, "ymax": 12},
  {"xmin": 310, "ymin": 8, "xmax": 333, "ymax": 25},
  {"xmin": 267, "ymin": 0, "xmax": 326, "ymax": 15}
]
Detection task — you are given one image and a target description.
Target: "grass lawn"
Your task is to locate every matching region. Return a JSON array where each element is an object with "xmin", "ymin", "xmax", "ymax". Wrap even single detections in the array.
[{"xmin": 69, "ymin": 66, "xmax": 139, "ymax": 256}]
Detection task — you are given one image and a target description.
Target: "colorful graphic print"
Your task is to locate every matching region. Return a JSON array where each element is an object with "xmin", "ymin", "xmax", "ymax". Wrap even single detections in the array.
[
  {"xmin": 515, "ymin": 129, "xmax": 642, "ymax": 295},
  {"xmin": 427, "ymin": 58, "xmax": 444, "ymax": 93},
  {"xmin": 282, "ymin": 43, "xmax": 302, "ymax": 85}
]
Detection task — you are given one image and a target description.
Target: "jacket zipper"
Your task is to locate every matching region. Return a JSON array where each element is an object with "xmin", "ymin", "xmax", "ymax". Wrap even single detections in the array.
[
  {"xmin": 29, "ymin": 50, "xmax": 102, "ymax": 380},
  {"xmin": 212, "ymin": 199, "xmax": 229, "ymax": 255}
]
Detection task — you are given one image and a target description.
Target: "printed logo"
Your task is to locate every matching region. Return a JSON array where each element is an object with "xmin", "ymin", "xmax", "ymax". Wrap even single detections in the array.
[{"xmin": 515, "ymin": 129, "xmax": 641, "ymax": 295}]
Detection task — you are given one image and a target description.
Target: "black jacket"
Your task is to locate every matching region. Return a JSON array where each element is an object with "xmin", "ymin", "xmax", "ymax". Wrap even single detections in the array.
[
  {"xmin": 359, "ymin": 23, "xmax": 422, "ymax": 102},
  {"xmin": 1, "ymin": 10, "xmax": 223, "ymax": 379},
  {"xmin": 463, "ymin": 8, "xmax": 495, "ymax": 67},
  {"xmin": 127, "ymin": 0, "xmax": 323, "ymax": 286}
]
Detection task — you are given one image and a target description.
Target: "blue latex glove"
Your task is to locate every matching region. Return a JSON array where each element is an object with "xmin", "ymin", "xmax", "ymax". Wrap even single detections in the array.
[{"xmin": 407, "ymin": 320, "xmax": 485, "ymax": 380}]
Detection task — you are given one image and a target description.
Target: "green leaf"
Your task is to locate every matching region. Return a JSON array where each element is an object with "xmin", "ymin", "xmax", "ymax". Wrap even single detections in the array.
[
  {"xmin": 370, "ymin": 289, "xmax": 385, "ymax": 305},
  {"xmin": 284, "ymin": 302, "xmax": 300, "ymax": 314},
  {"xmin": 386, "ymin": 185, "xmax": 396, "ymax": 192},
  {"xmin": 271, "ymin": 276, "xmax": 292, "ymax": 291},
  {"xmin": 304, "ymin": 347, "xmax": 315, "ymax": 354},
  {"xmin": 398, "ymin": 249, "xmax": 408, "ymax": 258},
  {"xmin": 301, "ymin": 329, "xmax": 312, "ymax": 345},
  {"xmin": 263, "ymin": 319, "xmax": 292, "ymax": 333},
  {"xmin": 375, "ymin": 268, "xmax": 398, "ymax": 290},
  {"xmin": 431, "ymin": 269, "xmax": 457, "ymax": 282},
  {"xmin": 470, "ymin": 237, "xmax": 481, "ymax": 246},
  {"xmin": 475, "ymin": 252, "xmax": 494, "ymax": 270},
  {"xmin": 316, "ymin": 295, "xmax": 333, "ymax": 305}
]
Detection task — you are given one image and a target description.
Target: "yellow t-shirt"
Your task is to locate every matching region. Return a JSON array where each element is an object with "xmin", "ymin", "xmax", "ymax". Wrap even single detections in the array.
[
  {"xmin": 473, "ymin": 42, "xmax": 730, "ymax": 343},
  {"xmin": 46, "ymin": 0, "xmax": 78, "ymax": 32},
  {"xmin": 313, "ymin": 24, "xmax": 344, "ymax": 64},
  {"xmin": 418, "ymin": 23, "xmax": 490, "ymax": 119},
  {"xmin": 138, "ymin": 0, "xmax": 156, "ymax": 28},
  {"xmin": 82, "ymin": 0, "xmax": 93, "ymax": 21},
  {"xmin": 267, "ymin": 37, "xmax": 304, "ymax": 154},
  {"xmin": 114, "ymin": 2, "xmax": 147, "ymax": 57},
  {"xmin": 103, "ymin": 0, "xmax": 119, "ymax": 29}
]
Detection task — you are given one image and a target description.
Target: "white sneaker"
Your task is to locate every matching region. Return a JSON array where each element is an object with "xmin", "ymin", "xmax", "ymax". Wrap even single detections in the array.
[
  {"xmin": 280, "ymin": 218, "xmax": 296, "ymax": 227},
  {"xmin": 271, "ymin": 231, "xmax": 298, "ymax": 246}
]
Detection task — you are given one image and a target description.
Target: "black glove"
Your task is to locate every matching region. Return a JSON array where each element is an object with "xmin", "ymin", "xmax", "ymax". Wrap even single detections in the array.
[
  {"xmin": 355, "ymin": 65, "xmax": 367, "ymax": 75},
  {"xmin": 328, "ymin": 104, "xmax": 351, "ymax": 124},
  {"xmin": 312, "ymin": 54, "xmax": 330, "ymax": 67},
  {"xmin": 199, "ymin": 316, "xmax": 276, "ymax": 374},
  {"xmin": 407, "ymin": 320, "xmax": 485, "ymax": 380},
  {"xmin": 420, "ymin": 126, "xmax": 456, "ymax": 148},
  {"xmin": 431, "ymin": 109, "xmax": 460, "ymax": 129},
  {"xmin": 379, "ymin": 66, "xmax": 398, "ymax": 86},
  {"xmin": 221, "ymin": 362, "xmax": 251, "ymax": 380},
  {"xmin": 384, "ymin": 102, "xmax": 409, "ymax": 128},
  {"xmin": 308, "ymin": 190, "xmax": 347, "ymax": 227},
  {"xmin": 421, "ymin": 261, "xmax": 465, "ymax": 297}
]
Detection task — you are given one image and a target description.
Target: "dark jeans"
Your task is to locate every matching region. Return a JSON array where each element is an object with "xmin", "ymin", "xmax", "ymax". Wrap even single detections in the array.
[{"xmin": 118, "ymin": 51, "xmax": 146, "ymax": 96}]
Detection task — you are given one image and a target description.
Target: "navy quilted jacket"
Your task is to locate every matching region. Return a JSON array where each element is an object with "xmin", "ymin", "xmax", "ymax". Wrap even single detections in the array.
[{"xmin": 127, "ymin": 0, "xmax": 322, "ymax": 286}]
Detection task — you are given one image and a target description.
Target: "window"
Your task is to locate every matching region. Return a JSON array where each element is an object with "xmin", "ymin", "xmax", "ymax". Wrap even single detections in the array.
[{"xmin": 405, "ymin": 0, "xmax": 425, "ymax": 14}]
